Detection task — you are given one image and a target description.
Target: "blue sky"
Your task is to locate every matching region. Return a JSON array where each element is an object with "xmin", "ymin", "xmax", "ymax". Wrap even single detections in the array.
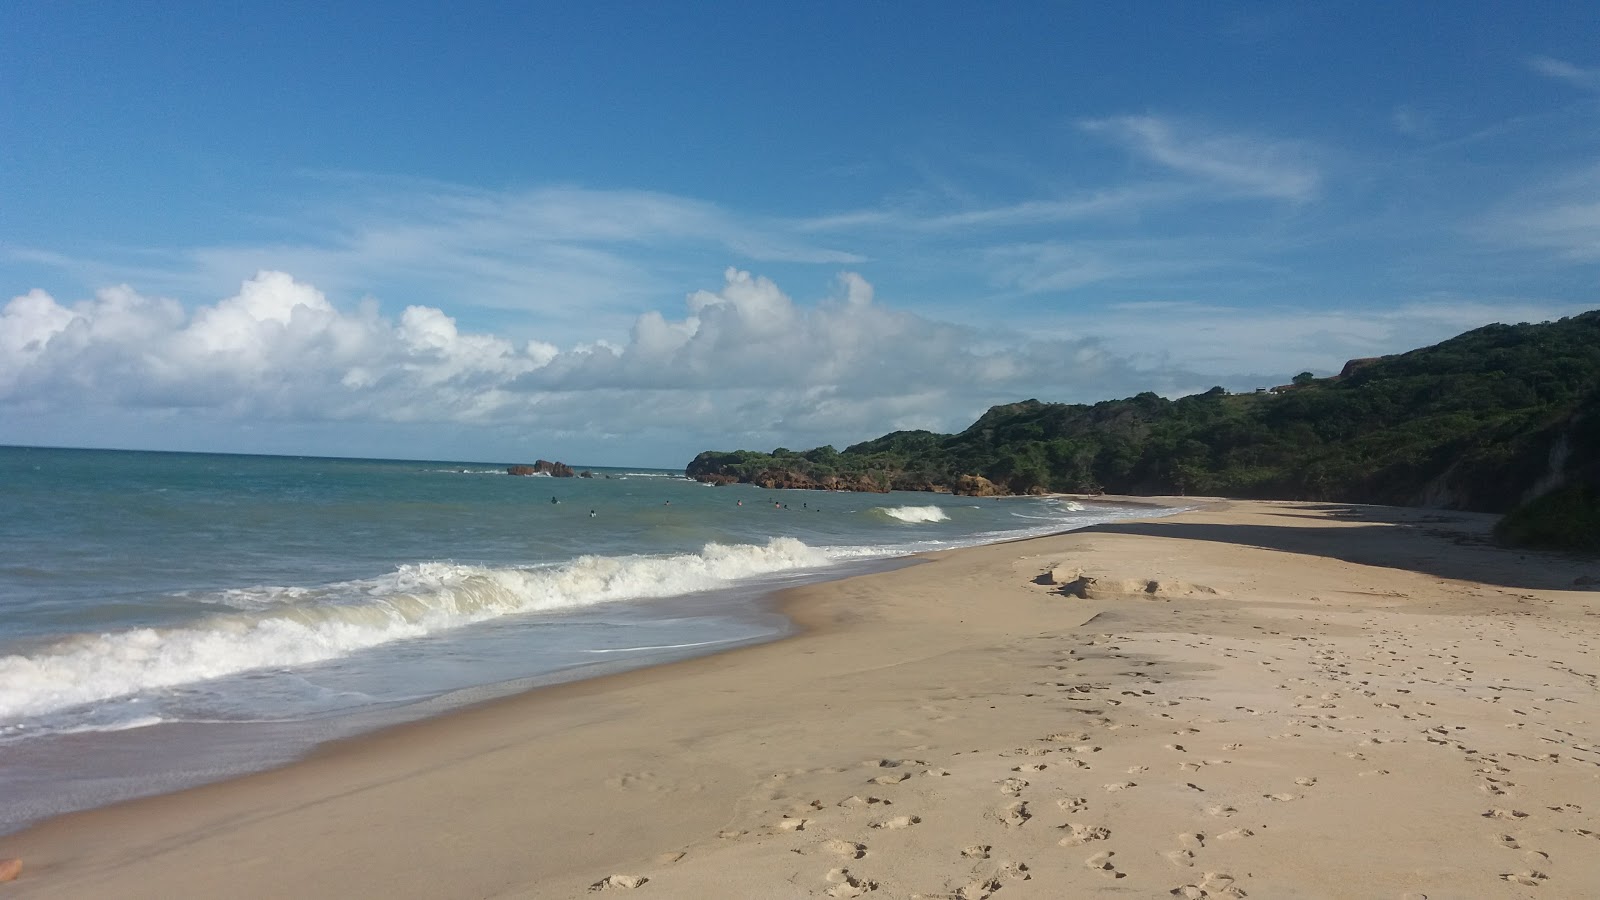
[{"xmin": 3, "ymin": 2, "xmax": 1598, "ymax": 466}]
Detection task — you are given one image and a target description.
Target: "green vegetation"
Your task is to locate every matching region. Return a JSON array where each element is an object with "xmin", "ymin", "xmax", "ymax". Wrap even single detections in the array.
[
  {"xmin": 1493, "ymin": 485, "xmax": 1600, "ymax": 553},
  {"xmin": 686, "ymin": 311, "xmax": 1600, "ymax": 551}
]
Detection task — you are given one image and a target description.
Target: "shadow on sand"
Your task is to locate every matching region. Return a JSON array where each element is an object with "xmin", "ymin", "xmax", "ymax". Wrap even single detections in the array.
[{"xmin": 1075, "ymin": 503, "xmax": 1595, "ymax": 592}]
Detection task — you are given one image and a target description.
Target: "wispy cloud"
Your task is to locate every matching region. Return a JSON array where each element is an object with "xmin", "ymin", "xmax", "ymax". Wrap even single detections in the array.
[
  {"xmin": 797, "ymin": 186, "xmax": 1175, "ymax": 234},
  {"xmin": 981, "ymin": 239, "xmax": 1263, "ymax": 295},
  {"xmin": 1481, "ymin": 163, "xmax": 1600, "ymax": 262},
  {"xmin": 1528, "ymin": 56, "xmax": 1600, "ymax": 92},
  {"xmin": 1390, "ymin": 105, "xmax": 1437, "ymax": 139},
  {"xmin": 10, "ymin": 179, "xmax": 867, "ymax": 338},
  {"xmin": 1080, "ymin": 115, "xmax": 1322, "ymax": 202}
]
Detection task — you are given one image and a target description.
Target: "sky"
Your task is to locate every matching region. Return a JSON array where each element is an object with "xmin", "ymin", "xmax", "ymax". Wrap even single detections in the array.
[{"xmin": 3, "ymin": 2, "xmax": 1598, "ymax": 467}]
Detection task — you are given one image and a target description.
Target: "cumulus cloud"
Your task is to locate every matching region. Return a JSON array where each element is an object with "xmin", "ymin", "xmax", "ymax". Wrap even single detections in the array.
[
  {"xmin": 0, "ymin": 269, "xmax": 1154, "ymax": 445},
  {"xmin": 1080, "ymin": 115, "xmax": 1321, "ymax": 202},
  {"xmin": 2, "ymin": 272, "xmax": 550, "ymax": 422},
  {"xmin": 7, "ymin": 268, "xmax": 1588, "ymax": 460}
]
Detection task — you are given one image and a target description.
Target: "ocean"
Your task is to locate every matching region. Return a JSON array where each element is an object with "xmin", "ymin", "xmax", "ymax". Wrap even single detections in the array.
[{"xmin": 0, "ymin": 445, "xmax": 1175, "ymax": 834}]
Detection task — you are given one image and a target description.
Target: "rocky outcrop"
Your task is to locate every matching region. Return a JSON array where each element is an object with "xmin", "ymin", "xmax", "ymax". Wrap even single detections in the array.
[
  {"xmin": 1338, "ymin": 356, "xmax": 1385, "ymax": 379},
  {"xmin": 952, "ymin": 474, "xmax": 1005, "ymax": 496},
  {"xmin": 507, "ymin": 459, "xmax": 576, "ymax": 477}
]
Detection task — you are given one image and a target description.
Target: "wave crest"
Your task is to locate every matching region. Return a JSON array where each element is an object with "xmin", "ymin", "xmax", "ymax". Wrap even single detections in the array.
[
  {"xmin": 0, "ymin": 537, "xmax": 830, "ymax": 721},
  {"xmin": 874, "ymin": 505, "xmax": 951, "ymax": 524}
]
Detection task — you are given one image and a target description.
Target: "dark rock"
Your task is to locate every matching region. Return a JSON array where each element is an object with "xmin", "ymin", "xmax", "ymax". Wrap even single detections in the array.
[{"xmin": 507, "ymin": 460, "xmax": 576, "ymax": 477}]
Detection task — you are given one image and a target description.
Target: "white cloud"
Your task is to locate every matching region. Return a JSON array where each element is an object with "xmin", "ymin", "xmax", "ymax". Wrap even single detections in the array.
[
  {"xmin": 1041, "ymin": 297, "xmax": 1597, "ymax": 377},
  {"xmin": 10, "ymin": 181, "xmax": 865, "ymax": 342},
  {"xmin": 1080, "ymin": 115, "xmax": 1321, "ymax": 202},
  {"xmin": 4, "ymin": 269, "xmax": 1590, "ymax": 459},
  {"xmin": 1528, "ymin": 56, "xmax": 1600, "ymax": 93},
  {"xmin": 1390, "ymin": 105, "xmax": 1436, "ymax": 139},
  {"xmin": 798, "ymin": 186, "xmax": 1177, "ymax": 234},
  {"xmin": 1482, "ymin": 164, "xmax": 1600, "ymax": 262}
]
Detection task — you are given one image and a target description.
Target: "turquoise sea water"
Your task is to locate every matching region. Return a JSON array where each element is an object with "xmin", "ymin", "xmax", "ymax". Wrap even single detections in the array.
[{"xmin": 0, "ymin": 445, "xmax": 1175, "ymax": 833}]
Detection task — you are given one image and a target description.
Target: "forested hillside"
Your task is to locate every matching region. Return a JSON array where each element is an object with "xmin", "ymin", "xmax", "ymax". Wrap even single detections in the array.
[{"xmin": 687, "ymin": 312, "xmax": 1600, "ymax": 551}]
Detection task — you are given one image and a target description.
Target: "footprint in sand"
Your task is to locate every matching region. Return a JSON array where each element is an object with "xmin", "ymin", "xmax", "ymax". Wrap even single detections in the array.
[
  {"xmin": 604, "ymin": 772, "xmax": 659, "ymax": 791},
  {"xmin": 871, "ymin": 815, "xmax": 921, "ymax": 830},
  {"xmin": 1178, "ymin": 832, "xmax": 1205, "ymax": 848},
  {"xmin": 955, "ymin": 877, "xmax": 1002, "ymax": 900},
  {"xmin": 1084, "ymin": 850, "xmax": 1125, "ymax": 879},
  {"xmin": 961, "ymin": 845, "xmax": 992, "ymax": 860},
  {"xmin": 824, "ymin": 868, "xmax": 877, "ymax": 897},
  {"xmin": 588, "ymin": 874, "xmax": 648, "ymax": 891},
  {"xmin": 870, "ymin": 772, "xmax": 911, "ymax": 785},
  {"xmin": 825, "ymin": 840, "xmax": 868, "ymax": 859},
  {"xmin": 1214, "ymin": 828, "xmax": 1254, "ymax": 841},
  {"xmin": 994, "ymin": 800, "xmax": 1031, "ymax": 827},
  {"xmin": 1058, "ymin": 823, "xmax": 1111, "ymax": 846},
  {"xmin": 1501, "ymin": 871, "xmax": 1548, "ymax": 886},
  {"xmin": 1294, "ymin": 776, "xmax": 1318, "ymax": 787},
  {"xmin": 1104, "ymin": 782, "xmax": 1137, "ymax": 792},
  {"xmin": 1170, "ymin": 872, "xmax": 1245, "ymax": 898},
  {"xmin": 777, "ymin": 817, "xmax": 809, "ymax": 832},
  {"xmin": 838, "ymin": 795, "xmax": 892, "ymax": 808},
  {"xmin": 1056, "ymin": 796, "xmax": 1089, "ymax": 812},
  {"xmin": 998, "ymin": 777, "xmax": 1029, "ymax": 796},
  {"xmin": 1012, "ymin": 763, "xmax": 1047, "ymax": 773},
  {"xmin": 1206, "ymin": 805, "xmax": 1238, "ymax": 818},
  {"xmin": 1163, "ymin": 849, "xmax": 1195, "ymax": 868},
  {"xmin": 1265, "ymin": 793, "xmax": 1300, "ymax": 802}
]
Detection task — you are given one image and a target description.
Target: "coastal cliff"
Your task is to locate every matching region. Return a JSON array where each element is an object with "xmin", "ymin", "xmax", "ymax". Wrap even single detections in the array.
[{"xmin": 687, "ymin": 312, "xmax": 1600, "ymax": 550}]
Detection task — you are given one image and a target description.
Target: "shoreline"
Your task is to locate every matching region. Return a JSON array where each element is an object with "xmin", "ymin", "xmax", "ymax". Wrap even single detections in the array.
[
  {"xmin": 0, "ymin": 491, "xmax": 1130, "ymax": 838},
  {"xmin": 4, "ymin": 499, "xmax": 1597, "ymax": 897}
]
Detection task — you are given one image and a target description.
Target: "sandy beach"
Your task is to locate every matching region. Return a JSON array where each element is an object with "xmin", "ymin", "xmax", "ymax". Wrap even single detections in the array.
[{"xmin": 3, "ymin": 500, "xmax": 1598, "ymax": 898}]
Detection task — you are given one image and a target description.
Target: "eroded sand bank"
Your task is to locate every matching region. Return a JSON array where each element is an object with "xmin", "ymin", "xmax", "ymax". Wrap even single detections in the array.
[{"xmin": 3, "ymin": 500, "xmax": 1598, "ymax": 898}]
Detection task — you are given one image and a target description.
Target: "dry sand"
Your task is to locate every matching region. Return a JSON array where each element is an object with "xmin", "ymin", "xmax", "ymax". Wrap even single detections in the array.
[{"xmin": 3, "ymin": 500, "xmax": 1598, "ymax": 898}]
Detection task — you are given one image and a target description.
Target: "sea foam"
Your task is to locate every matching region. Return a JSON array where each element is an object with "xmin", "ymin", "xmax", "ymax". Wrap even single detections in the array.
[
  {"xmin": 0, "ymin": 538, "xmax": 830, "ymax": 722},
  {"xmin": 875, "ymin": 505, "xmax": 951, "ymax": 524}
]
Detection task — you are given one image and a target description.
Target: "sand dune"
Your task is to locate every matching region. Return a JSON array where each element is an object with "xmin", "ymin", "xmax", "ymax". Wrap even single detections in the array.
[{"xmin": 3, "ymin": 500, "xmax": 1598, "ymax": 898}]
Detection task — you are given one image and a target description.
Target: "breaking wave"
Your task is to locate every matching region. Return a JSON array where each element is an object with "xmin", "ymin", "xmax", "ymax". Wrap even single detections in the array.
[
  {"xmin": 0, "ymin": 538, "xmax": 831, "ymax": 721},
  {"xmin": 874, "ymin": 505, "xmax": 951, "ymax": 524}
]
